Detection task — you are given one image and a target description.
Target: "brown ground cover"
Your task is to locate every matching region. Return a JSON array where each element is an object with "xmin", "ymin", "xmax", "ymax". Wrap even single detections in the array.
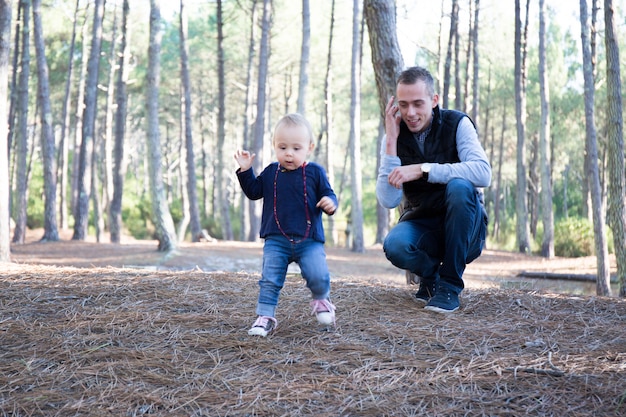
[{"xmin": 1, "ymin": 230, "xmax": 624, "ymax": 416}]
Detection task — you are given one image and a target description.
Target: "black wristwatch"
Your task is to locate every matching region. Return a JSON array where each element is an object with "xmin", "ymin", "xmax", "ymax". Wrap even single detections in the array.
[{"xmin": 421, "ymin": 163, "xmax": 432, "ymax": 181}]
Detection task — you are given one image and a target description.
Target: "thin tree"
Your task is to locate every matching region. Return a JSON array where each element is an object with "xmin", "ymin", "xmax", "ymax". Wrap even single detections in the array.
[
  {"xmin": 7, "ymin": 1, "xmax": 20, "ymax": 159},
  {"xmin": 348, "ymin": 0, "xmax": 364, "ymax": 253},
  {"xmin": 580, "ymin": 0, "xmax": 610, "ymax": 295},
  {"xmin": 239, "ymin": 0, "xmax": 258, "ymax": 241},
  {"xmin": 102, "ymin": 6, "xmax": 118, "ymax": 222},
  {"xmin": 0, "ymin": 0, "xmax": 12, "ymax": 261},
  {"xmin": 322, "ymin": 0, "xmax": 336, "ymax": 244},
  {"xmin": 442, "ymin": 0, "xmax": 458, "ymax": 109},
  {"xmin": 12, "ymin": 0, "xmax": 30, "ymax": 244},
  {"xmin": 514, "ymin": 0, "xmax": 530, "ymax": 253},
  {"xmin": 249, "ymin": 0, "xmax": 272, "ymax": 241},
  {"xmin": 538, "ymin": 0, "xmax": 553, "ymax": 258},
  {"xmin": 604, "ymin": 0, "xmax": 626, "ymax": 296},
  {"xmin": 363, "ymin": 0, "xmax": 404, "ymax": 244},
  {"xmin": 146, "ymin": 0, "xmax": 177, "ymax": 251},
  {"xmin": 463, "ymin": 0, "xmax": 473, "ymax": 114},
  {"xmin": 57, "ymin": 0, "xmax": 81, "ymax": 230},
  {"xmin": 73, "ymin": 0, "xmax": 104, "ymax": 240},
  {"xmin": 296, "ymin": 0, "xmax": 309, "ymax": 115},
  {"xmin": 453, "ymin": 0, "xmax": 462, "ymax": 110},
  {"xmin": 32, "ymin": 0, "xmax": 59, "ymax": 242},
  {"xmin": 215, "ymin": 0, "xmax": 233, "ymax": 240},
  {"xmin": 471, "ymin": 0, "xmax": 480, "ymax": 125},
  {"xmin": 110, "ymin": 0, "xmax": 130, "ymax": 243},
  {"xmin": 180, "ymin": 0, "xmax": 202, "ymax": 242}
]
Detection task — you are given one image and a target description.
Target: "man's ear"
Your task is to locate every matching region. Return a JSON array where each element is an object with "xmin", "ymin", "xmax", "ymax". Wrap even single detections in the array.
[{"xmin": 432, "ymin": 93, "xmax": 439, "ymax": 108}]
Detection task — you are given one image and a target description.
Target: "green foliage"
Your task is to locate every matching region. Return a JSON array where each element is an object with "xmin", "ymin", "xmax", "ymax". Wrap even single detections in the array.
[
  {"xmin": 121, "ymin": 193, "xmax": 154, "ymax": 240},
  {"xmin": 26, "ymin": 166, "xmax": 45, "ymax": 229},
  {"xmin": 554, "ymin": 217, "xmax": 595, "ymax": 257}
]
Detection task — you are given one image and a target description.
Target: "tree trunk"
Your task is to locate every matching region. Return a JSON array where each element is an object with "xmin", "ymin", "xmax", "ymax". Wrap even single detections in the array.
[
  {"xmin": 102, "ymin": 6, "xmax": 118, "ymax": 228},
  {"xmin": 296, "ymin": 0, "xmax": 309, "ymax": 115},
  {"xmin": 538, "ymin": 0, "xmax": 554, "ymax": 258},
  {"xmin": 492, "ymin": 101, "xmax": 506, "ymax": 240},
  {"xmin": 240, "ymin": 0, "xmax": 258, "ymax": 241},
  {"xmin": 179, "ymin": 0, "xmax": 202, "ymax": 242},
  {"xmin": 249, "ymin": 0, "xmax": 272, "ymax": 241},
  {"xmin": 348, "ymin": 0, "xmax": 364, "ymax": 253},
  {"xmin": 7, "ymin": 1, "xmax": 20, "ymax": 161},
  {"xmin": 442, "ymin": 0, "xmax": 458, "ymax": 109},
  {"xmin": 323, "ymin": 0, "xmax": 337, "ymax": 245},
  {"xmin": 528, "ymin": 135, "xmax": 538, "ymax": 238},
  {"xmin": 12, "ymin": 0, "xmax": 30, "ymax": 245},
  {"xmin": 436, "ymin": 0, "xmax": 445, "ymax": 95},
  {"xmin": 514, "ymin": 0, "xmax": 530, "ymax": 253},
  {"xmin": 471, "ymin": 0, "xmax": 480, "ymax": 125},
  {"xmin": 57, "ymin": 0, "xmax": 80, "ymax": 230},
  {"xmin": 177, "ymin": 104, "xmax": 190, "ymax": 242},
  {"xmin": 463, "ymin": 0, "xmax": 473, "ymax": 114},
  {"xmin": 453, "ymin": 0, "xmax": 462, "ymax": 110},
  {"xmin": 363, "ymin": 0, "xmax": 403, "ymax": 245},
  {"xmin": 216, "ymin": 0, "xmax": 233, "ymax": 241},
  {"xmin": 110, "ymin": 0, "xmax": 130, "ymax": 244},
  {"xmin": 0, "ymin": 0, "xmax": 11, "ymax": 262},
  {"xmin": 604, "ymin": 0, "xmax": 626, "ymax": 296},
  {"xmin": 73, "ymin": 0, "xmax": 104, "ymax": 240},
  {"xmin": 147, "ymin": 0, "xmax": 177, "ymax": 251},
  {"xmin": 580, "ymin": 0, "xmax": 610, "ymax": 295},
  {"xmin": 363, "ymin": 0, "xmax": 404, "ymax": 123},
  {"xmin": 32, "ymin": 0, "xmax": 59, "ymax": 242},
  {"xmin": 71, "ymin": 5, "xmax": 91, "ymax": 221}
]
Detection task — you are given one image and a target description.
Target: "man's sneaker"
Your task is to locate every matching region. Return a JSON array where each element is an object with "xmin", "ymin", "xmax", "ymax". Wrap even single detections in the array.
[
  {"xmin": 248, "ymin": 316, "xmax": 277, "ymax": 336},
  {"xmin": 414, "ymin": 279, "xmax": 436, "ymax": 304},
  {"xmin": 424, "ymin": 288, "xmax": 460, "ymax": 313},
  {"xmin": 310, "ymin": 299, "xmax": 336, "ymax": 325}
]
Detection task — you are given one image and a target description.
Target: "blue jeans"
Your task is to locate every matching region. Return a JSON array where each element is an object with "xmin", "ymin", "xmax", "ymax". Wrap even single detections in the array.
[
  {"xmin": 383, "ymin": 178, "xmax": 487, "ymax": 294},
  {"xmin": 256, "ymin": 235, "xmax": 331, "ymax": 317}
]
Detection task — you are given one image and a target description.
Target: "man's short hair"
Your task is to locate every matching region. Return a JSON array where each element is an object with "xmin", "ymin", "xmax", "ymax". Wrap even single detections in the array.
[{"xmin": 397, "ymin": 66, "xmax": 436, "ymax": 98}]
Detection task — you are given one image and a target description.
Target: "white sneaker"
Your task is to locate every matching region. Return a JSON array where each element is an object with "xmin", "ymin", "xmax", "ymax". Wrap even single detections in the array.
[
  {"xmin": 310, "ymin": 299, "xmax": 336, "ymax": 325},
  {"xmin": 248, "ymin": 316, "xmax": 277, "ymax": 336}
]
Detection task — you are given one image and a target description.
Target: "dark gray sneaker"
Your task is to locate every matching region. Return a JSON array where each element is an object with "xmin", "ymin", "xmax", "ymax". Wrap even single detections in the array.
[
  {"xmin": 424, "ymin": 288, "xmax": 460, "ymax": 313},
  {"xmin": 414, "ymin": 280, "xmax": 436, "ymax": 304}
]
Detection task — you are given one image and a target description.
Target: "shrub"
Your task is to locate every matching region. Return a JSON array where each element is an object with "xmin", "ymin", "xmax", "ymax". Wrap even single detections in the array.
[{"xmin": 554, "ymin": 217, "xmax": 595, "ymax": 257}]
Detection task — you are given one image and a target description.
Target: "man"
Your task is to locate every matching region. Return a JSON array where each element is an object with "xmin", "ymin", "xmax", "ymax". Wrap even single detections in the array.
[{"xmin": 376, "ymin": 66, "xmax": 491, "ymax": 313}]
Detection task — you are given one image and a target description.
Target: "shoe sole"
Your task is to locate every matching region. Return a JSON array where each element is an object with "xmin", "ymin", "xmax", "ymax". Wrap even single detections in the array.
[
  {"xmin": 316, "ymin": 312, "xmax": 335, "ymax": 325},
  {"xmin": 414, "ymin": 297, "xmax": 429, "ymax": 305},
  {"xmin": 248, "ymin": 327, "xmax": 271, "ymax": 337},
  {"xmin": 424, "ymin": 305, "xmax": 459, "ymax": 314}
]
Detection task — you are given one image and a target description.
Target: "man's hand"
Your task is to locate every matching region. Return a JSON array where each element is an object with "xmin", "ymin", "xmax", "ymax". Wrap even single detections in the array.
[
  {"xmin": 388, "ymin": 165, "xmax": 421, "ymax": 189},
  {"xmin": 384, "ymin": 96, "xmax": 401, "ymax": 156},
  {"xmin": 234, "ymin": 150, "xmax": 255, "ymax": 171},
  {"xmin": 316, "ymin": 196, "xmax": 337, "ymax": 215}
]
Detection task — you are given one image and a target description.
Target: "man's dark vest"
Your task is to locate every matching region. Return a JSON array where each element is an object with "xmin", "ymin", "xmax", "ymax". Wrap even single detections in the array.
[{"xmin": 397, "ymin": 106, "xmax": 467, "ymax": 218}]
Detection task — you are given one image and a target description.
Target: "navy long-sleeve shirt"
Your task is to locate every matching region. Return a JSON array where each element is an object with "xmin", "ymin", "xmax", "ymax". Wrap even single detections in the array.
[{"xmin": 236, "ymin": 161, "xmax": 337, "ymax": 243}]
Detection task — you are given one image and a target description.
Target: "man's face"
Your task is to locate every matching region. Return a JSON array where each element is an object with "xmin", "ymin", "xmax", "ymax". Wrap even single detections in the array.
[{"xmin": 396, "ymin": 80, "xmax": 439, "ymax": 133}]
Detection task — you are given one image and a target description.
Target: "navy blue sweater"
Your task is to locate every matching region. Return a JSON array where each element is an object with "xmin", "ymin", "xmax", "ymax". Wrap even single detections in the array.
[{"xmin": 237, "ymin": 161, "xmax": 337, "ymax": 243}]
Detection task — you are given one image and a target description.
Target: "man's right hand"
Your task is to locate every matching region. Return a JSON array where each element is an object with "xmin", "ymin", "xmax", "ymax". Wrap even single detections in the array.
[{"xmin": 385, "ymin": 96, "xmax": 401, "ymax": 156}]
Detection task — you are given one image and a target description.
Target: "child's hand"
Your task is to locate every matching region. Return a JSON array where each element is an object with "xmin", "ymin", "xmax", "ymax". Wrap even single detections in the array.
[
  {"xmin": 316, "ymin": 196, "xmax": 337, "ymax": 215},
  {"xmin": 234, "ymin": 150, "xmax": 255, "ymax": 171}
]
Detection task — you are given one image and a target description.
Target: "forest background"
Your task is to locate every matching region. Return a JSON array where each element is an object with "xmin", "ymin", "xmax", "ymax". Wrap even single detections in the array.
[{"xmin": 2, "ymin": 0, "xmax": 626, "ymax": 291}]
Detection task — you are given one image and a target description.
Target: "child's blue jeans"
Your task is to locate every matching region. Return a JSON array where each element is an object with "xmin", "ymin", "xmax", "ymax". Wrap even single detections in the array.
[{"xmin": 256, "ymin": 235, "xmax": 331, "ymax": 317}]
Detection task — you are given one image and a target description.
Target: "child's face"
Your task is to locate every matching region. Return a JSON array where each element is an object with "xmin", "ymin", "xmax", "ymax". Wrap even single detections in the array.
[{"xmin": 273, "ymin": 124, "xmax": 314, "ymax": 171}]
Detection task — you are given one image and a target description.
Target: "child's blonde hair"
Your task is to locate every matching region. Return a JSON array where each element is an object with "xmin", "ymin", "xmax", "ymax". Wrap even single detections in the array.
[{"xmin": 272, "ymin": 113, "xmax": 314, "ymax": 144}]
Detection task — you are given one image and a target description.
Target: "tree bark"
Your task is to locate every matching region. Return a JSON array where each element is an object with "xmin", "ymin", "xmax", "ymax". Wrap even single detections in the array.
[
  {"xmin": 215, "ymin": 0, "xmax": 233, "ymax": 241},
  {"xmin": 538, "ymin": 0, "xmax": 554, "ymax": 258},
  {"xmin": 348, "ymin": 0, "xmax": 364, "ymax": 253},
  {"xmin": 323, "ymin": 0, "xmax": 337, "ymax": 245},
  {"xmin": 102, "ymin": 6, "xmax": 118, "ymax": 227},
  {"xmin": 580, "ymin": 0, "xmax": 610, "ymax": 295},
  {"xmin": 363, "ymin": 0, "xmax": 403, "ymax": 245},
  {"xmin": 603, "ymin": 0, "xmax": 626, "ymax": 296},
  {"xmin": 146, "ymin": 0, "xmax": 177, "ymax": 251},
  {"xmin": 73, "ymin": 0, "xmax": 104, "ymax": 240},
  {"xmin": 57, "ymin": 0, "xmax": 80, "ymax": 230},
  {"xmin": 179, "ymin": 0, "xmax": 202, "ymax": 242},
  {"xmin": 471, "ymin": 0, "xmax": 480, "ymax": 125},
  {"xmin": 32, "ymin": 0, "xmax": 59, "ymax": 242},
  {"xmin": 463, "ymin": 0, "xmax": 473, "ymax": 114},
  {"xmin": 296, "ymin": 0, "xmax": 309, "ymax": 116},
  {"xmin": 110, "ymin": 0, "xmax": 130, "ymax": 244},
  {"xmin": 240, "ymin": 0, "xmax": 258, "ymax": 241},
  {"xmin": 7, "ymin": 1, "xmax": 20, "ymax": 161},
  {"xmin": 442, "ymin": 0, "xmax": 458, "ymax": 109},
  {"xmin": 514, "ymin": 0, "xmax": 530, "ymax": 253},
  {"xmin": 249, "ymin": 0, "xmax": 272, "ymax": 241},
  {"xmin": 12, "ymin": 0, "xmax": 30, "ymax": 245},
  {"xmin": 0, "ymin": 0, "xmax": 12, "ymax": 262}
]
